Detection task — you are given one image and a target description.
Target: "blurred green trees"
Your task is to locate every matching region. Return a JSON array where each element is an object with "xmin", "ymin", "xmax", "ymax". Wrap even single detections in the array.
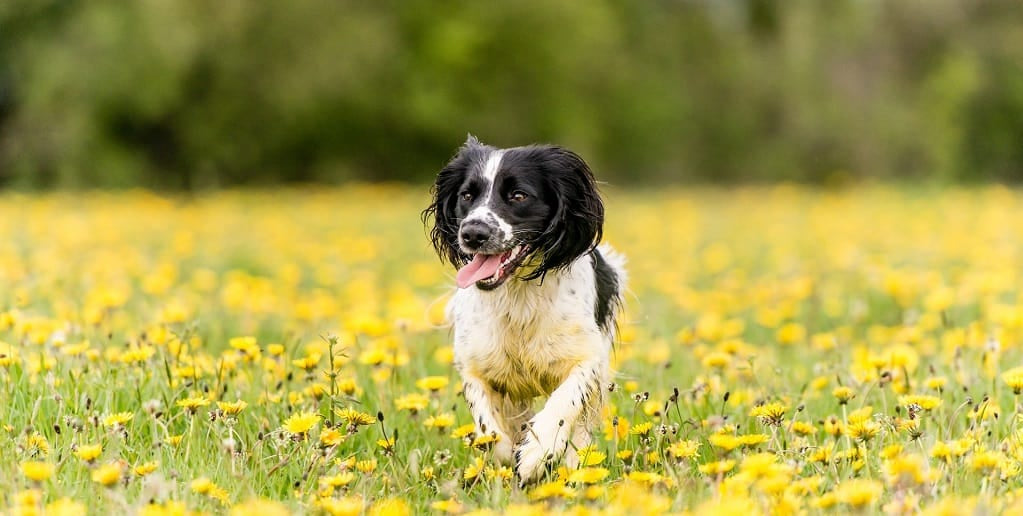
[{"xmin": 0, "ymin": 0, "xmax": 1021, "ymax": 188}]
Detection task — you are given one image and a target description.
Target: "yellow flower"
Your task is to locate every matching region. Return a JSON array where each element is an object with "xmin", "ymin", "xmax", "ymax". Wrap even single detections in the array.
[
  {"xmin": 429, "ymin": 499, "xmax": 463, "ymax": 514},
  {"xmin": 776, "ymin": 322, "xmax": 806, "ymax": 344},
  {"xmin": 165, "ymin": 434, "xmax": 184, "ymax": 446},
  {"xmin": 394, "ymin": 393, "xmax": 429, "ymax": 412},
  {"xmin": 176, "ymin": 397, "xmax": 210, "ymax": 413},
  {"xmin": 415, "ymin": 376, "xmax": 449, "ymax": 392},
  {"xmin": 318, "ymin": 496, "xmax": 364, "ymax": 516},
  {"xmin": 292, "ymin": 353, "xmax": 321, "ymax": 371},
  {"xmin": 102, "ymin": 412, "xmax": 134, "ymax": 427},
  {"xmin": 790, "ymin": 421, "xmax": 816, "ymax": 436},
  {"xmin": 229, "ymin": 499, "xmax": 290, "ymax": 516},
  {"xmin": 21, "ymin": 461, "xmax": 55, "ymax": 482},
  {"xmin": 91, "ymin": 462, "xmax": 123, "ymax": 486},
  {"xmin": 576, "ymin": 445, "xmax": 607, "ymax": 466},
  {"xmin": 1003, "ymin": 367, "xmax": 1023, "ymax": 394},
  {"xmin": 699, "ymin": 459, "xmax": 736, "ymax": 475},
  {"xmin": 702, "ymin": 351, "xmax": 732, "ymax": 369},
  {"xmin": 709, "ymin": 433, "xmax": 742, "ymax": 451},
  {"xmin": 75, "ymin": 443, "xmax": 103, "ymax": 462},
  {"xmin": 470, "ymin": 433, "xmax": 499, "ymax": 450},
  {"xmin": 356, "ymin": 459, "xmax": 377, "ymax": 473},
  {"xmin": 738, "ymin": 433, "xmax": 770, "ymax": 447},
  {"xmin": 217, "ymin": 400, "xmax": 248, "ymax": 416},
  {"xmin": 834, "ymin": 478, "xmax": 883, "ymax": 508},
  {"xmin": 191, "ymin": 477, "xmax": 215, "ymax": 494},
  {"xmin": 377, "ymin": 437, "xmax": 396, "ymax": 452},
  {"xmin": 133, "ymin": 461, "xmax": 159, "ymax": 476},
  {"xmin": 450, "ymin": 423, "xmax": 476, "ymax": 439},
  {"xmin": 529, "ymin": 481, "xmax": 576, "ymax": 501},
  {"xmin": 320, "ymin": 428, "xmax": 345, "ymax": 447},
  {"xmin": 282, "ymin": 411, "xmax": 320, "ymax": 436},
  {"xmin": 630, "ymin": 421, "xmax": 653, "ymax": 436},
  {"xmin": 320, "ymin": 472, "xmax": 356, "ymax": 488},
  {"xmin": 899, "ymin": 394, "xmax": 942, "ymax": 411},
  {"xmin": 846, "ymin": 419, "xmax": 880, "ymax": 442},
  {"xmin": 424, "ymin": 413, "xmax": 455, "ymax": 430},
  {"xmin": 832, "ymin": 386, "xmax": 855, "ymax": 404},
  {"xmin": 750, "ymin": 402, "xmax": 787, "ymax": 426},
  {"xmin": 335, "ymin": 407, "xmax": 375, "ymax": 427},
  {"xmin": 568, "ymin": 467, "xmax": 609, "ymax": 484}
]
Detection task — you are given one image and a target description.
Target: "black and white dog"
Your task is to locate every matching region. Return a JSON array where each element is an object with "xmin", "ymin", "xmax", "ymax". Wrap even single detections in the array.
[{"xmin": 425, "ymin": 135, "xmax": 625, "ymax": 482}]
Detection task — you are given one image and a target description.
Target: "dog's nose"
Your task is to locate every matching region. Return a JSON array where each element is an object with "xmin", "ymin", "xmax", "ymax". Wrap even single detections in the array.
[{"xmin": 460, "ymin": 223, "xmax": 493, "ymax": 250}]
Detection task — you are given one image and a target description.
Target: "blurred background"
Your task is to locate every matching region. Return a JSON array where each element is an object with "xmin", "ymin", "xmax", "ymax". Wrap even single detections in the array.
[{"xmin": 1, "ymin": 0, "xmax": 1021, "ymax": 190}]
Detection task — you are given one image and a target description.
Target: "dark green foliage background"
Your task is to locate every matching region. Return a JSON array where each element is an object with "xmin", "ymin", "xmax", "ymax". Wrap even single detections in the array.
[{"xmin": 1, "ymin": 0, "xmax": 1022, "ymax": 188}]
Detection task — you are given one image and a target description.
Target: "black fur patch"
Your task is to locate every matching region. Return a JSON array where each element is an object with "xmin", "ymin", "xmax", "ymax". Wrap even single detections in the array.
[{"xmin": 591, "ymin": 248, "xmax": 620, "ymax": 333}]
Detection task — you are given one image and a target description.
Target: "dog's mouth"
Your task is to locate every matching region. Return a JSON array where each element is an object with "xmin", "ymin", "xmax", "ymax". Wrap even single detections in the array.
[{"xmin": 456, "ymin": 245, "xmax": 531, "ymax": 290}]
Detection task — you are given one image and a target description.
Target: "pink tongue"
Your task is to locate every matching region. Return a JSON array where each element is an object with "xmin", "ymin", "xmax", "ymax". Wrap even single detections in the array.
[{"xmin": 456, "ymin": 254, "xmax": 504, "ymax": 288}]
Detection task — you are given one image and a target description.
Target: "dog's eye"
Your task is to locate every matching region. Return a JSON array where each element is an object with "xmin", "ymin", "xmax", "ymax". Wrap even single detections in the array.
[
  {"xmin": 508, "ymin": 191, "xmax": 528, "ymax": 203},
  {"xmin": 461, "ymin": 192, "xmax": 473, "ymax": 202}
]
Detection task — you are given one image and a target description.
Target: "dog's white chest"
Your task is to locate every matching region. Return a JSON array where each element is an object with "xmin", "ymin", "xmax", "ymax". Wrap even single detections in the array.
[{"xmin": 449, "ymin": 258, "xmax": 607, "ymax": 399}]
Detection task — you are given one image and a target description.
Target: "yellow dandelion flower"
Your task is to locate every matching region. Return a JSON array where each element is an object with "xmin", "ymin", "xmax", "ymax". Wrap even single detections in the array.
[
  {"xmin": 834, "ymin": 478, "xmax": 883, "ymax": 508},
  {"xmin": 21, "ymin": 461, "xmax": 55, "ymax": 482},
  {"xmin": 321, "ymin": 471, "xmax": 357, "ymax": 488},
  {"xmin": 320, "ymin": 428, "xmax": 345, "ymax": 447},
  {"xmin": 102, "ymin": 412, "xmax": 134, "ymax": 427},
  {"xmin": 470, "ymin": 433, "xmax": 499, "ymax": 450},
  {"xmin": 335, "ymin": 407, "xmax": 375, "ymax": 427},
  {"xmin": 133, "ymin": 461, "xmax": 158, "ymax": 476},
  {"xmin": 176, "ymin": 397, "xmax": 210, "ymax": 413},
  {"xmin": 630, "ymin": 421, "xmax": 653, "ymax": 436},
  {"xmin": 394, "ymin": 393, "xmax": 429, "ymax": 412},
  {"xmin": 415, "ymin": 376, "xmax": 449, "ymax": 392},
  {"xmin": 463, "ymin": 456, "xmax": 485, "ymax": 480},
  {"xmin": 529, "ymin": 481, "xmax": 576, "ymax": 501},
  {"xmin": 576, "ymin": 445, "xmax": 607, "ymax": 466},
  {"xmin": 750, "ymin": 402, "xmax": 787, "ymax": 426},
  {"xmin": 568, "ymin": 467, "xmax": 609, "ymax": 484},
  {"xmin": 75, "ymin": 443, "xmax": 103, "ymax": 462},
  {"xmin": 832, "ymin": 386, "xmax": 856, "ymax": 404},
  {"xmin": 217, "ymin": 400, "xmax": 248, "ymax": 416},
  {"xmin": 282, "ymin": 411, "xmax": 320, "ymax": 436},
  {"xmin": 899, "ymin": 394, "xmax": 942, "ymax": 411},
  {"xmin": 699, "ymin": 459, "xmax": 736, "ymax": 475},
  {"xmin": 91, "ymin": 462, "xmax": 123, "ymax": 487},
  {"xmin": 229, "ymin": 499, "xmax": 289, "ymax": 516},
  {"xmin": 450, "ymin": 423, "xmax": 476, "ymax": 439},
  {"xmin": 739, "ymin": 433, "xmax": 770, "ymax": 447},
  {"xmin": 1002, "ymin": 367, "xmax": 1023, "ymax": 394},
  {"xmin": 424, "ymin": 413, "xmax": 455, "ymax": 430},
  {"xmin": 355, "ymin": 459, "xmax": 377, "ymax": 473},
  {"xmin": 709, "ymin": 433, "xmax": 742, "ymax": 451},
  {"xmin": 790, "ymin": 421, "xmax": 816, "ymax": 436}
]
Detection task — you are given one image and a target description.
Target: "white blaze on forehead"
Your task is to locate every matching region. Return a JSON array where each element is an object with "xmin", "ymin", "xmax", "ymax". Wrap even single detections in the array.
[
  {"xmin": 462, "ymin": 149, "xmax": 514, "ymax": 245},
  {"xmin": 481, "ymin": 149, "xmax": 506, "ymax": 185}
]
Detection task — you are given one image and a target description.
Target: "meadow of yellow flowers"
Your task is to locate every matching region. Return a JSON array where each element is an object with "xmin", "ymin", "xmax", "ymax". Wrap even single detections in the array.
[{"xmin": 5, "ymin": 185, "xmax": 1023, "ymax": 514}]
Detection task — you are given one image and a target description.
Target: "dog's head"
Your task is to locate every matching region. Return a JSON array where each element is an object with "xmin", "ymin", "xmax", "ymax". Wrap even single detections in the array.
[{"xmin": 424, "ymin": 135, "xmax": 604, "ymax": 290}]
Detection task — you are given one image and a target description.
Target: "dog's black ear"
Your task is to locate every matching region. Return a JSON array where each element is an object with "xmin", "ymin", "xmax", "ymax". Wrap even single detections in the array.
[
  {"xmin": 525, "ymin": 146, "xmax": 604, "ymax": 280},
  {"xmin": 423, "ymin": 137, "xmax": 487, "ymax": 267}
]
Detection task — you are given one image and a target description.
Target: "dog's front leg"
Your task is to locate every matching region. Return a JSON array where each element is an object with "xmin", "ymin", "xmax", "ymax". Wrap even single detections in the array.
[
  {"xmin": 461, "ymin": 373, "xmax": 515, "ymax": 464},
  {"xmin": 515, "ymin": 358, "xmax": 605, "ymax": 483}
]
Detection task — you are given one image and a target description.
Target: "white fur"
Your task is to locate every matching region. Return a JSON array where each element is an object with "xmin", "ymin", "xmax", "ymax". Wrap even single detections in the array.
[
  {"xmin": 448, "ymin": 244, "xmax": 624, "ymax": 483},
  {"xmin": 463, "ymin": 149, "xmax": 514, "ymax": 246}
]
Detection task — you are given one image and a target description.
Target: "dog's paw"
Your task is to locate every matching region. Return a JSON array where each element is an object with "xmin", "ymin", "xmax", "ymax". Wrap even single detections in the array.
[
  {"xmin": 493, "ymin": 434, "xmax": 514, "ymax": 465},
  {"xmin": 514, "ymin": 419, "xmax": 569, "ymax": 484},
  {"xmin": 514, "ymin": 433, "xmax": 550, "ymax": 485}
]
